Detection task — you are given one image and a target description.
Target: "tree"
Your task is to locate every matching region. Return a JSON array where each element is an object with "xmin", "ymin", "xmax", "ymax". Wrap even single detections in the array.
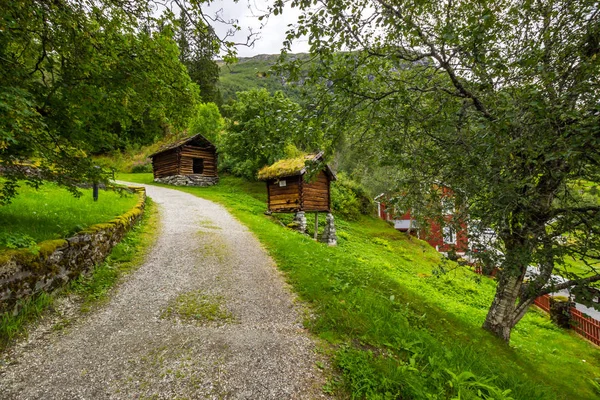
[
  {"xmin": 277, "ymin": 0, "xmax": 600, "ymax": 341},
  {"xmin": 188, "ymin": 102, "xmax": 224, "ymax": 144},
  {"xmin": 176, "ymin": 12, "xmax": 222, "ymax": 105},
  {"xmin": 0, "ymin": 1, "xmax": 201, "ymax": 203},
  {"xmin": 220, "ymin": 89, "xmax": 323, "ymax": 179}
]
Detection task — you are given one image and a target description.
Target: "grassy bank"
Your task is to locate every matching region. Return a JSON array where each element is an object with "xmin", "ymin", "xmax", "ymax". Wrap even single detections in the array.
[
  {"xmin": 0, "ymin": 182, "xmax": 138, "ymax": 249},
  {"xmin": 0, "ymin": 198, "xmax": 159, "ymax": 349},
  {"xmin": 119, "ymin": 173, "xmax": 600, "ymax": 399}
]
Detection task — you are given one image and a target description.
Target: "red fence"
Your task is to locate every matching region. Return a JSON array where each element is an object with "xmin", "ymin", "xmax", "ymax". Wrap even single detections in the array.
[
  {"xmin": 534, "ymin": 294, "xmax": 551, "ymax": 313},
  {"xmin": 570, "ymin": 308, "xmax": 600, "ymax": 346},
  {"xmin": 534, "ymin": 294, "xmax": 600, "ymax": 346}
]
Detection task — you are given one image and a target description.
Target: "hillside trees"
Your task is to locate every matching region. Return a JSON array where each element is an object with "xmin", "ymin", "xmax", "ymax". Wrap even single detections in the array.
[
  {"xmin": 176, "ymin": 12, "xmax": 222, "ymax": 105},
  {"xmin": 0, "ymin": 1, "xmax": 202, "ymax": 203},
  {"xmin": 220, "ymin": 89, "xmax": 324, "ymax": 179},
  {"xmin": 278, "ymin": 0, "xmax": 600, "ymax": 341},
  {"xmin": 187, "ymin": 102, "xmax": 224, "ymax": 143}
]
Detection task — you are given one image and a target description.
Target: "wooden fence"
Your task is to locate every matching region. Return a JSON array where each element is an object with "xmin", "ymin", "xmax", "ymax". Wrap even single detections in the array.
[
  {"xmin": 534, "ymin": 294, "xmax": 600, "ymax": 346},
  {"xmin": 570, "ymin": 308, "xmax": 600, "ymax": 346}
]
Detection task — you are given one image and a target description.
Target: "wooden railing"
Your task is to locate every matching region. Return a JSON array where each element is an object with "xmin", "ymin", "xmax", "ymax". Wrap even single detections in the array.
[
  {"xmin": 534, "ymin": 294, "xmax": 600, "ymax": 346},
  {"xmin": 533, "ymin": 294, "xmax": 551, "ymax": 313},
  {"xmin": 570, "ymin": 308, "xmax": 600, "ymax": 346}
]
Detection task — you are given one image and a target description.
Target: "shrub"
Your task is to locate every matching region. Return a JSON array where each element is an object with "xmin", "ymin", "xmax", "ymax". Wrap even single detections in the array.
[
  {"xmin": 331, "ymin": 173, "xmax": 373, "ymax": 220},
  {"xmin": 131, "ymin": 162, "xmax": 152, "ymax": 173}
]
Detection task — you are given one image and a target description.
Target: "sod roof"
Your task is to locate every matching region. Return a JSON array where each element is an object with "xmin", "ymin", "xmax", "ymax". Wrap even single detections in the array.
[
  {"xmin": 257, "ymin": 152, "xmax": 336, "ymax": 181},
  {"xmin": 149, "ymin": 133, "xmax": 215, "ymax": 158}
]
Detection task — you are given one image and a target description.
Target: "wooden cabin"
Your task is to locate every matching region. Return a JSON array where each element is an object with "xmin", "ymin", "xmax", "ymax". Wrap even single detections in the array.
[
  {"xmin": 257, "ymin": 152, "xmax": 336, "ymax": 213},
  {"xmin": 149, "ymin": 134, "xmax": 218, "ymax": 186}
]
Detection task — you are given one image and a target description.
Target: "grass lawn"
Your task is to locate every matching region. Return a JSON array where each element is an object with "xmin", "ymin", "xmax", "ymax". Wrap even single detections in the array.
[
  {"xmin": 119, "ymin": 173, "xmax": 600, "ymax": 399},
  {"xmin": 0, "ymin": 182, "xmax": 138, "ymax": 249}
]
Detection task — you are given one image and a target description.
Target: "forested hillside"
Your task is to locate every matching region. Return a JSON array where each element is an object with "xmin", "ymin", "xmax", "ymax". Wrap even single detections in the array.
[{"xmin": 218, "ymin": 54, "xmax": 304, "ymax": 103}]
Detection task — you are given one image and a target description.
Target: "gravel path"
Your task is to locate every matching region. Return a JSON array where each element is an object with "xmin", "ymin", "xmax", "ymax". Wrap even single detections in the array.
[{"xmin": 0, "ymin": 183, "xmax": 326, "ymax": 399}]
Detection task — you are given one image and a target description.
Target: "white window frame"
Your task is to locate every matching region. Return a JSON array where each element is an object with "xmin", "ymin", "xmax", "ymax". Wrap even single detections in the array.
[{"xmin": 443, "ymin": 226, "xmax": 456, "ymax": 244}]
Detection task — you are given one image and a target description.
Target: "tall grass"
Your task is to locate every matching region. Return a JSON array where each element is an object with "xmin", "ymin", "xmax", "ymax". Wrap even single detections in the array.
[{"xmin": 119, "ymin": 173, "xmax": 600, "ymax": 399}]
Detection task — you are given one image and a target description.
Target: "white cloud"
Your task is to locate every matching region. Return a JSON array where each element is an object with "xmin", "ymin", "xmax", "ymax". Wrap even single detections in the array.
[{"xmin": 202, "ymin": 0, "xmax": 309, "ymax": 57}]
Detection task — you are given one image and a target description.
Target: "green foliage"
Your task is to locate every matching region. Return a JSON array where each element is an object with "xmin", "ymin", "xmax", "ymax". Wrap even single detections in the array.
[
  {"xmin": 279, "ymin": 0, "xmax": 600, "ymax": 340},
  {"xmin": 187, "ymin": 102, "xmax": 224, "ymax": 144},
  {"xmin": 0, "ymin": 1, "xmax": 200, "ymax": 202},
  {"xmin": 331, "ymin": 173, "xmax": 373, "ymax": 220},
  {"xmin": 218, "ymin": 55, "xmax": 304, "ymax": 103},
  {"xmin": 0, "ymin": 292, "xmax": 54, "ymax": 349},
  {"xmin": 122, "ymin": 173, "xmax": 600, "ymax": 399},
  {"xmin": 0, "ymin": 232, "xmax": 36, "ymax": 250},
  {"xmin": 176, "ymin": 12, "xmax": 222, "ymax": 105},
  {"xmin": 220, "ymin": 89, "xmax": 322, "ymax": 179},
  {"xmin": 0, "ymin": 182, "xmax": 137, "ymax": 247}
]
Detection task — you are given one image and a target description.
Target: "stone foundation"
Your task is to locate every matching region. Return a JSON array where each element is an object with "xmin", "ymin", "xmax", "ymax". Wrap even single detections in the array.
[
  {"xmin": 320, "ymin": 213, "xmax": 337, "ymax": 246},
  {"xmin": 291, "ymin": 211, "xmax": 307, "ymax": 234},
  {"xmin": 0, "ymin": 188, "xmax": 146, "ymax": 314},
  {"xmin": 154, "ymin": 174, "xmax": 218, "ymax": 187}
]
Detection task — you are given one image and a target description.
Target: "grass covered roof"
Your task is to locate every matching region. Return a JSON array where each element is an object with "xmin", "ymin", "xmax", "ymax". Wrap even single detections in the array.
[{"xmin": 257, "ymin": 152, "xmax": 336, "ymax": 181}]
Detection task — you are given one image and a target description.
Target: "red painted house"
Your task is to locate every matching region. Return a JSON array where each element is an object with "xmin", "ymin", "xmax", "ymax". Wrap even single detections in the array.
[{"xmin": 375, "ymin": 188, "xmax": 469, "ymax": 255}]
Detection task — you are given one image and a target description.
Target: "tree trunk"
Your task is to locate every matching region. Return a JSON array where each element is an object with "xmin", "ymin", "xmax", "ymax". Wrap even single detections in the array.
[{"xmin": 482, "ymin": 273, "xmax": 524, "ymax": 342}]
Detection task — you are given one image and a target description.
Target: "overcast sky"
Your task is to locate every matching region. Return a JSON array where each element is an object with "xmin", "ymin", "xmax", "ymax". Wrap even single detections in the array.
[{"xmin": 201, "ymin": 0, "xmax": 310, "ymax": 57}]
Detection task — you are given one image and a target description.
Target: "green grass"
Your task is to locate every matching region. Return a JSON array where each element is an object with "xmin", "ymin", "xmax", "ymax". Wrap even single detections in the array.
[
  {"xmin": 118, "ymin": 173, "xmax": 600, "ymax": 399},
  {"xmin": 0, "ymin": 182, "xmax": 138, "ymax": 248},
  {"xmin": 161, "ymin": 289, "xmax": 235, "ymax": 324},
  {"xmin": 0, "ymin": 198, "xmax": 158, "ymax": 349}
]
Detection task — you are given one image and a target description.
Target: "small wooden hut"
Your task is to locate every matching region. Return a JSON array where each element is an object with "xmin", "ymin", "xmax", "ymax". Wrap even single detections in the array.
[
  {"xmin": 258, "ymin": 152, "xmax": 336, "ymax": 213},
  {"xmin": 258, "ymin": 152, "xmax": 338, "ymax": 245},
  {"xmin": 149, "ymin": 134, "xmax": 218, "ymax": 187}
]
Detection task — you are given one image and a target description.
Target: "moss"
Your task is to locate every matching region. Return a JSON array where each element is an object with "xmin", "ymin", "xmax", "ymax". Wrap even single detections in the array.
[
  {"xmin": 37, "ymin": 239, "xmax": 68, "ymax": 257},
  {"xmin": 257, "ymin": 153, "xmax": 315, "ymax": 180},
  {"xmin": 551, "ymin": 295, "xmax": 570, "ymax": 303},
  {"xmin": 161, "ymin": 290, "xmax": 235, "ymax": 324}
]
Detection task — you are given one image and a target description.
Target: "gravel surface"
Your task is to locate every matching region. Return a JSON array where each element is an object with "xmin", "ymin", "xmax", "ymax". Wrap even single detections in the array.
[{"xmin": 0, "ymin": 183, "xmax": 327, "ymax": 399}]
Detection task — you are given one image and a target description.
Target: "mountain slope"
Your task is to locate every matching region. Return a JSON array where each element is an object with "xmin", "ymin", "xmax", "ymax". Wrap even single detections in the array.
[{"xmin": 218, "ymin": 54, "xmax": 304, "ymax": 102}]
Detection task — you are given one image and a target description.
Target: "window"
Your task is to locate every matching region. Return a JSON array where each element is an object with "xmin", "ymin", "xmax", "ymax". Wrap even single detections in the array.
[
  {"xmin": 193, "ymin": 158, "xmax": 204, "ymax": 174},
  {"xmin": 443, "ymin": 226, "xmax": 456, "ymax": 244},
  {"xmin": 441, "ymin": 198, "xmax": 454, "ymax": 215}
]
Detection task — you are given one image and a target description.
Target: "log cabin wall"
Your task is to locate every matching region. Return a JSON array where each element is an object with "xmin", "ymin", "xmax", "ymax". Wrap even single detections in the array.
[
  {"xmin": 152, "ymin": 149, "xmax": 180, "ymax": 178},
  {"xmin": 268, "ymin": 175, "xmax": 301, "ymax": 213},
  {"xmin": 178, "ymin": 145, "xmax": 217, "ymax": 176},
  {"xmin": 302, "ymin": 171, "xmax": 331, "ymax": 212}
]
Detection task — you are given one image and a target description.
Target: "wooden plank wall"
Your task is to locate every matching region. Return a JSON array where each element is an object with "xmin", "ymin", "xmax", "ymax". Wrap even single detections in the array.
[
  {"xmin": 302, "ymin": 171, "xmax": 330, "ymax": 212},
  {"xmin": 179, "ymin": 145, "xmax": 217, "ymax": 177},
  {"xmin": 268, "ymin": 176, "xmax": 301, "ymax": 212},
  {"xmin": 152, "ymin": 149, "xmax": 179, "ymax": 178}
]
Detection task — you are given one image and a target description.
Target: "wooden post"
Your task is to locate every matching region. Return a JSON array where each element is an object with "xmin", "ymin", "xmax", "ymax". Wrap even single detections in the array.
[{"xmin": 314, "ymin": 212, "xmax": 319, "ymax": 240}]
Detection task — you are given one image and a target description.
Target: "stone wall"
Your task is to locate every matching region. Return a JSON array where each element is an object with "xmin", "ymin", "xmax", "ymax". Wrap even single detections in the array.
[
  {"xmin": 0, "ymin": 187, "xmax": 146, "ymax": 314},
  {"xmin": 154, "ymin": 174, "xmax": 218, "ymax": 187}
]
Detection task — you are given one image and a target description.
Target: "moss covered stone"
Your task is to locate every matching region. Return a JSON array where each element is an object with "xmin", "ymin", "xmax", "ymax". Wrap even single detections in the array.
[{"xmin": 0, "ymin": 187, "xmax": 147, "ymax": 313}]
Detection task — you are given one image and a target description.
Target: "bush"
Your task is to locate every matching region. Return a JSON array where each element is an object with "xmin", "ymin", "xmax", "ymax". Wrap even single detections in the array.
[
  {"xmin": 131, "ymin": 162, "xmax": 152, "ymax": 173},
  {"xmin": 331, "ymin": 173, "xmax": 373, "ymax": 220}
]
